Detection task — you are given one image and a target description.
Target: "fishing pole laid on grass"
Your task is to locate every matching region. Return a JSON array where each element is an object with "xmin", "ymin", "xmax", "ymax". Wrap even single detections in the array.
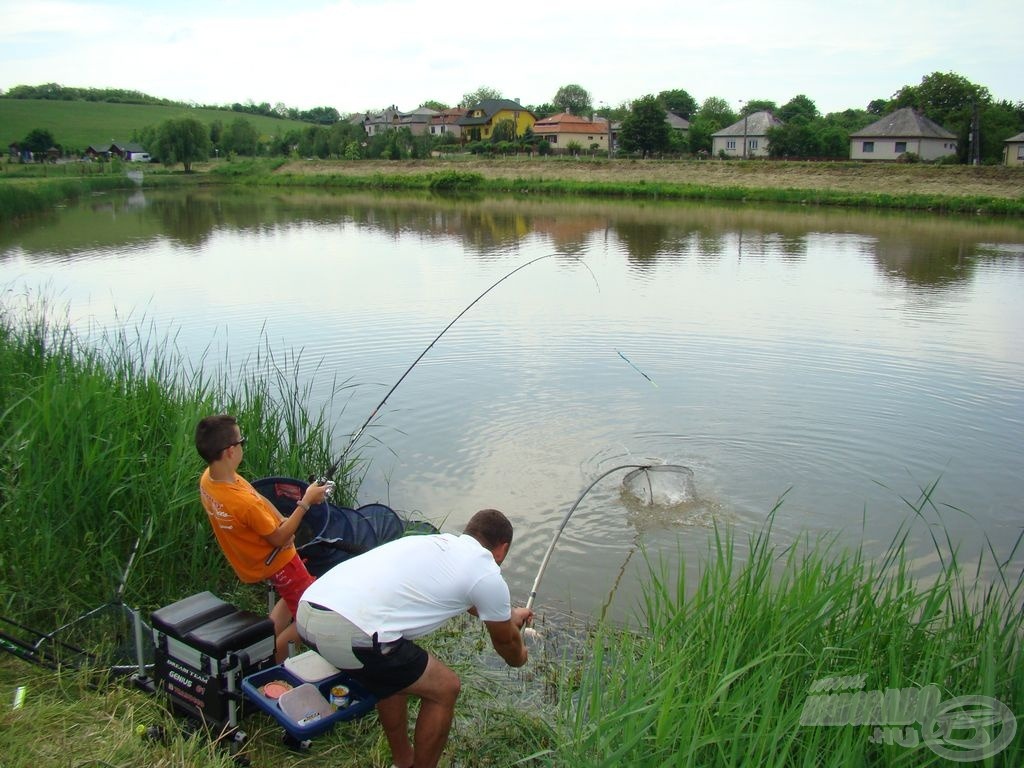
[{"xmin": 266, "ymin": 253, "xmax": 554, "ymax": 566}]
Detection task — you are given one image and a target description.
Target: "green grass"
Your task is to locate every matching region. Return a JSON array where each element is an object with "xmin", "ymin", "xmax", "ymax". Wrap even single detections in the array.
[
  {"xmin": 0, "ymin": 98, "xmax": 311, "ymax": 152},
  {"xmin": 0, "ymin": 292, "xmax": 357, "ymax": 634},
  {"xmin": 556, "ymin": 503, "xmax": 1024, "ymax": 767},
  {"xmin": 216, "ymin": 161, "xmax": 1024, "ymax": 217}
]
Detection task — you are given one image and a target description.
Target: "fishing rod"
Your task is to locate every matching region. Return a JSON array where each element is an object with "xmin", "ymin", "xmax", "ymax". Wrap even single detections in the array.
[
  {"xmin": 322, "ymin": 253, "xmax": 554, "ymax": 482},
  {"xmin": 266, "ymin": 254, "xmax": 554, "ymax": 566}
]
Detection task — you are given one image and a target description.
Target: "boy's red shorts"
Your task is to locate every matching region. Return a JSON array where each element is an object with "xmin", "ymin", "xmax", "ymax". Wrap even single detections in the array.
[{"xmin": 267, "ymin": 553, "xmax": 316, "ymax": 617}]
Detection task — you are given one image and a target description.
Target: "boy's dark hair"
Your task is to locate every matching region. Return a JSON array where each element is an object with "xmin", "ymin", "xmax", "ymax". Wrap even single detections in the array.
[
  {"xmin": 195, "ymin": 414, "xmax": 238, "ymax": 463},
  {"xmin": 463, "ymin": 509, "xmax": 514, "ymax": 550}
]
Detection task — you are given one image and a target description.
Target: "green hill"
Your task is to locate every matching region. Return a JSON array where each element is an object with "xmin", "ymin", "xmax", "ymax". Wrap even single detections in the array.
[{"xmin": 1, "ymin": 99, "xmax": 314, "ymax": 152}]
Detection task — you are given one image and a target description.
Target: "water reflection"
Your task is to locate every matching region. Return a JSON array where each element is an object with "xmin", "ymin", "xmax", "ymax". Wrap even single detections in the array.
[{"xmin": 4, "ymin": 189, "xmax": 1023, "ymax": 293}]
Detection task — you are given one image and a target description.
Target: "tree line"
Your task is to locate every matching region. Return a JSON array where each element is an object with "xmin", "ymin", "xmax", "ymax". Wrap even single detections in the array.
[{"xmin": 8, "ymin": 72, "xmax": 1023, "ymax": 168}]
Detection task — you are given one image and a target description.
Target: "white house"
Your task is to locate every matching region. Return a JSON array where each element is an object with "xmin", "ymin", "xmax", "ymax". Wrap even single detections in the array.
[
  {"xmin": 849, "ymin": 107, "xmax": 957, "ymax": 161},
  {"xmin": 711, "ymin": 111, "xmax": 782, "ymax": 158}
]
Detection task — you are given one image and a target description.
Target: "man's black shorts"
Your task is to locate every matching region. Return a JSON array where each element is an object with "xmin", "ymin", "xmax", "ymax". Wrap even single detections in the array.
[{"xmin": 350, "ymin": 639, "xmax": 429, "ymax": 699}]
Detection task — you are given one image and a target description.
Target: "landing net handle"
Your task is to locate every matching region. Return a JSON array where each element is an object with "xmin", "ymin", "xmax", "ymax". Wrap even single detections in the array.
[{"xmin": 525, "ymin": 464, "xmax": 651, "ymax": 612}]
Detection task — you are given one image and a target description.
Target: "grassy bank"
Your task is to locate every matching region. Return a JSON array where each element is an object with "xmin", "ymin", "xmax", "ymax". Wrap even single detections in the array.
[
  {"xmin": 253, "ymin": 157, "xmax": 1024, "ymax": 216},
  {"xmin": 3, "ymin": 155, "xmax": 1023, "ymax": 222},
  {"xmin": 0, "ymin": 293, "xmax": 355, "ymax": 631},
  {"xmin": 558, "ymin": 514, "xmax": 1024, "ymax": 767}
]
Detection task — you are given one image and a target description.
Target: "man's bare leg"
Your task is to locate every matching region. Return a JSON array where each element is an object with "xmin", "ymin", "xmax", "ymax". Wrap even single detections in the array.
[{"xmin": 381, "ymin": 653, "xmax": 461, "ymax": 768}]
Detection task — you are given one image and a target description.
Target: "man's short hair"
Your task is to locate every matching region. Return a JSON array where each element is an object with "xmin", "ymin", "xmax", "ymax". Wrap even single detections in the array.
[
  {"xmin": 195, "ymin": 414, "xmax": 238, "ymax": 463},
  {"xmin": 463, "ymin": 509, "xmax": 513, "ymax": 550}
]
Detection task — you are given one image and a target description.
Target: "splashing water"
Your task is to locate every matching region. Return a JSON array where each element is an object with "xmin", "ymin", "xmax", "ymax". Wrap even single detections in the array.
[{"xmin": 621, "ymin": 465, "xmax": 697, "ymax": 507}]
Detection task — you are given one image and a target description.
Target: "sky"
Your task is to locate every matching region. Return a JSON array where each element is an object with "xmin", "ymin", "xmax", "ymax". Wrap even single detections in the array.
[{"xmin": 1, "ymin": 0, "xmax": 1020, "ymax": 117}]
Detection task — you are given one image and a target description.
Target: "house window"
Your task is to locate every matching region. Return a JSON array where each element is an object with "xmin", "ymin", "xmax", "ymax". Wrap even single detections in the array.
[
  {"xmin": 895, "ymin": 141, "xmax": 907, "ymax": 153},
  {"xmin": 748, "ymin": 139, "xmax": 758, "ymax": 150},
  {"xmin": 1018, "ymin": 146, "xmax": 1024, "ymax": 159},
  {"xmin": 727, "ymin": 140, "xmax": 736, "ymax": 150},
  {"xmin": 863, "ymin": 141, "xmax": 874, "ymax": 153}
]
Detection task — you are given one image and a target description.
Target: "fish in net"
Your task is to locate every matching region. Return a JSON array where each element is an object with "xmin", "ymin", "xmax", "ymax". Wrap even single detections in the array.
[{"xmin": 621, "ymin": 464, "xmax": 697, "ymax": 507}]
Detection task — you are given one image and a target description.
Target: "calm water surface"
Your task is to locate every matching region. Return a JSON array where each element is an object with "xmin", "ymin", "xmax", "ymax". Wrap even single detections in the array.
[{"xmin": 2, "ymin": 187, "xmax": 1022, "ymax": 622}]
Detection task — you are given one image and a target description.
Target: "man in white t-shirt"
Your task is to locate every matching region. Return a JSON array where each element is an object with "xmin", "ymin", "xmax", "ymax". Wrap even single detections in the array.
[{"xmin": 297, "ymin": 508, "xmax": 532, "ymax": 768}]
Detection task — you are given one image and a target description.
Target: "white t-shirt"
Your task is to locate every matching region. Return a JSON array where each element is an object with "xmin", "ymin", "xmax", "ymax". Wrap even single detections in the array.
[{"xmin": 301, "ymin": 533, "xmax": 511, "ymax": 643}]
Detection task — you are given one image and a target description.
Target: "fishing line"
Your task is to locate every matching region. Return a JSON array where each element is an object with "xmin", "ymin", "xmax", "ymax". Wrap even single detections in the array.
[{"xmin": 323, "ymin": 252, "xmax": 555, "ymax": 481}]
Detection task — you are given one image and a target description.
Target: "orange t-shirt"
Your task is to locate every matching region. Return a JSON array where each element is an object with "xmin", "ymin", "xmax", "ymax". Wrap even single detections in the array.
[{"xmin": 199, "ymin": 468, "xmax": 297, "ymax": 583}]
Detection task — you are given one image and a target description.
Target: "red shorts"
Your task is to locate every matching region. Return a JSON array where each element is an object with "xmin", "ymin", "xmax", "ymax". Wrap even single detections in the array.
[{"xmin": 268, "ymin": 554, "xmax": 316, "ymax": 617}]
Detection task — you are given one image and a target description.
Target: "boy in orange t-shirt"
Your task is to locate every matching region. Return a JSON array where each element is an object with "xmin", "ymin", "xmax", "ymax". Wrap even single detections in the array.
[{"xmin": 195, "ymin": 414, "xmax": 328, "ymax": 662}]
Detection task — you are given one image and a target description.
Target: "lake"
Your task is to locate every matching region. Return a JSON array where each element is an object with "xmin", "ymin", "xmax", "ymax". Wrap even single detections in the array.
[{"xmin": 2, "ymin": 186, "xmax": 1022, "ymax": 623}]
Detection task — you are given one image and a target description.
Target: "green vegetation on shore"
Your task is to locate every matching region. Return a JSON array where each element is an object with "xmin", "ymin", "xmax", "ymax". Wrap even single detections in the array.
[
  {"xmin": 0, "ymin": 294, "xmax": 355, "ymax": 630},
  {"xmin": 1, "ymin": 299, "xmax": 1020, "ymax": 767},
  {"xmin": 5, "ymin": 156, "xmax": 1022, "ymax": 225}
]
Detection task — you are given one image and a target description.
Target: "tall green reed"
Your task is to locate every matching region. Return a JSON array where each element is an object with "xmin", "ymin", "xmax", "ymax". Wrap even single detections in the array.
[
  {"xmin": 0, "ymin": 292, "xmax": 356, "ymax": 628},
  {"xmin": 556, "ymin": 495, "xmax": 1023, "ymax": 767}
]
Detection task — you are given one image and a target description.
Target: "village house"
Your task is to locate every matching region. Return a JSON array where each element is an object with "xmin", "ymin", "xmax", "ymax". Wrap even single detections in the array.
[
  {"xmin": 398, "ymin": 107, "xmax": 440, "ymax": 136},
  {"xmin": 849, "ymin": 107, "xmax": 957, "ymax": 161},
  {"xmin": 531, "ymin": 112, "xmax": 610, "ymax": 153},
  {"xmin": 1003, "ymin": 132, "xmax": 1024, "ymax": 166},
  {"xmin": 430, "ymin": 108, "xmax": 468, "ymax": 140},
  {"xmin": 457, "ymin": 99, "xmax": 535, "ymax": 142},
  {"xmin": 711, "ymin": 111, "xmax": 782, "ymax": 158}
]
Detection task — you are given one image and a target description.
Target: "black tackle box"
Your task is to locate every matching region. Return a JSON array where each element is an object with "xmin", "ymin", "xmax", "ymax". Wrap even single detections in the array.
[{"xmin": 151, "ymin": 591, "xmax": 275, "ymax": 726}]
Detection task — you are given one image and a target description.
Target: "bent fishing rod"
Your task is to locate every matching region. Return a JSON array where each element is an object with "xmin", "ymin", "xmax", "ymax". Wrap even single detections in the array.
[
  {"xmin": 266, "ymin": 253, "xmax": 554, "ymax": 566},
  {"xmin": 525, "ymin": 463, "xmax": 652, "ymax": 613}
]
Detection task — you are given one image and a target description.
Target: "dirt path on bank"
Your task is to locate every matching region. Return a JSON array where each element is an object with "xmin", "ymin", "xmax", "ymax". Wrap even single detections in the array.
[{"xmin": 276, "ymin": 158, "xmax": 1024, "ymax": 200}]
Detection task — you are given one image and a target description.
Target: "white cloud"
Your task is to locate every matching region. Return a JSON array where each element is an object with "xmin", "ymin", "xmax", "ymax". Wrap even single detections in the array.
[{"xmin": 0, "ymin": 0, "xmax": 1019, "ymax": 114}]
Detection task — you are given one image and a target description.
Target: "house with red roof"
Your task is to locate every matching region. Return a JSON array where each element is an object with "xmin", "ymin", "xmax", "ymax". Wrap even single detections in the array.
[{"xmin": 531, "ymin": 112, "xmax": 610, "ymax": 154}]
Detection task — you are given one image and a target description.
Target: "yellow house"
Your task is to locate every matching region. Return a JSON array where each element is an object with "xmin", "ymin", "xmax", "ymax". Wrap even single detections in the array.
[{"xmin": 458, "ymin": 99, "xmax": 535, "ymax": 141}]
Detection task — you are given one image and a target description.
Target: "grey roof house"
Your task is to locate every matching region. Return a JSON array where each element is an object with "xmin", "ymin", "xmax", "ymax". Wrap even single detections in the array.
[
  {"xmin": 849, "ymin": 107, "xmax": 957, "ymax": 161},
  {"xmin": 711, "ymin": 111, "xmax": 782, "ymax": 158},
  {"xmin": 1003, "ymin": 131, "xmax": 1024, "ymax": 167}
]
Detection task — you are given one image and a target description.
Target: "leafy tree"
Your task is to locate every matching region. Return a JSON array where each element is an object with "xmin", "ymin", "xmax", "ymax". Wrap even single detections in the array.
[
  {"xmin": 491, "ymin": 119, "xmax": 516, "ymax": 142},
  {"xmin": 299, "ymin": 106, "xmax": 341, "ymax": 125},
  {"xmin": 553, "ymin": 84, "xmax": 592, "ymax": 116},
  {"xmin": 527, "ymin": 102, "xmax": 556, "ymax": 118},
  {"xmin": 461, "ymin": 86, "xmax": 503, "ymax": 107},
  {"xmin": 618, "ymin": 95, "xmax": 670, "ymax": 155},
  {"xmin": 23, "ymin": 128, "xmax": 57, "ymax": 153},
  {"xmin": 222, "ymin": 117, "xmax": 260, "ymax": 156},
  {"xmin": 657, "ymin": 89, "xmax": 698, "ymax": 119},
  {"xmin": 892, "ymin": 71, "xmax": 993, "ymax": 162},
  {"xmin": 696, "ymin": 96, "xmax": 737, "ymax": 127},
  {"xmin": 766, "ymin": 117, "xmax": 821, "ymax": 158},
  {"xmin": 687, "ymin": 97, "xmax": 737, "ymax": 154},
  {"xmin": 208, "ymin": 120, "xmax": 224, "ymax": 149},
  {"xmin": 867, "ymin": 99, "xmax": 888, "ymax": 115},
  {"xmin": 155, "ymin": 117, "xmax": 210, "ymax": 172},
  {"xmin": 779, "ymin": 94, "xmax": 818, "ymax": 123},
  {"xmin": 421, "ymin": 100, "xmax": 448, "ymax": 111},
  {"xmin": 741, "ymin": 99, "xmax": 777, "ymax": 116}
]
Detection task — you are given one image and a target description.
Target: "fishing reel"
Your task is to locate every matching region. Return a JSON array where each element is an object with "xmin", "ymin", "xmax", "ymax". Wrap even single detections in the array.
[{"xmin": 309, "ymin": 476, "xmax": 336, "ymax": 500}]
